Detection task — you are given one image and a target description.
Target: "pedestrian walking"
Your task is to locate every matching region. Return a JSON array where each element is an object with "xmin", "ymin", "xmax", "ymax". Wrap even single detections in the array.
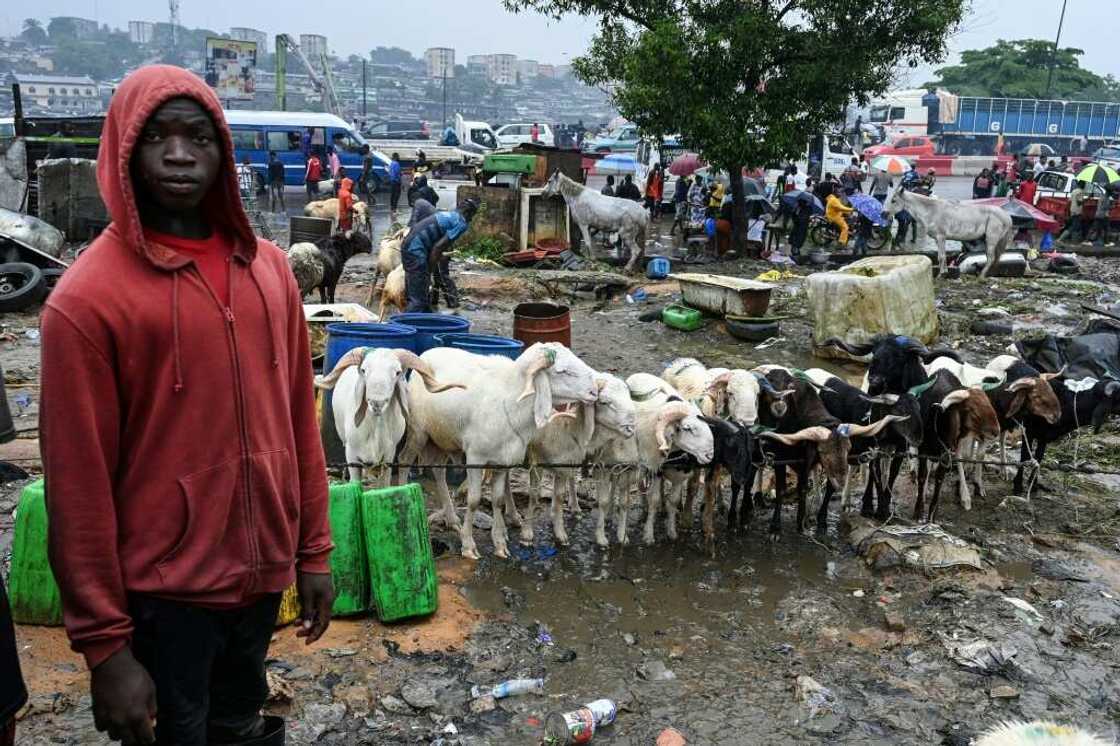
[
  {"xmin": 601, "ymin": 175, "xmax": 616, "ymax": 197},
  {"xmin": 305, "ymin": 150, "xmax": 323, "ymax": 199},
  {"xmin": 790, "ymin": 165, "xmax": 807, "ymax": 192},
  {"xmin": 40, "ymin": 65, "xmax": 334, "ymax": 746},
  {"xmin": 869, "ymin": 169, "xmax": 892, "ymax": 204},
  {"xmin": 358, "ymin": 144, "xmax": 375, "ymax": 207},
  {"xmin": 688, "ymin": 175, "xmax": 707, "ymax": 226},
  {"xmin": 401, "ymin": 199, "xmax": 478, "ymax": 312},
  {"xmin": 646, "ymin": 164, "xmax": 664, "ymax": 220},
  {"xmin": 1062, "ymin": 180, "xmax": 1087, "ymax": 243},
  {"xmin": 671, "ymin": 175, "xmax": 689, "ymax": 235},
  {"xmin": 972, "ymin": 168, "xmax": 994, "ymax": 199},
  {"xmin": 337, "ymin": 173, "xmax": 354, "ymax": 233},
  {"xmin": 267, "ymin": 150, "xmax": 285, "ymax": 212},
  {"xmin": 841, "ymin": 157, "xmax": 864, "ymax": 194},
  {"xmin": 389, "ymin": 152, "xmax": 403, "ymax": 214},
  {"xmin": 787, "ymin": 197, "xmax": 811, "ymax": 257},
  {"xmin": 617, "ymin": 174, "xmax": 642, "ymax": 201},
  {"xmin": 1016, "ymin": 173, "xmax": 1037, "ymax": 205},
  {"xmin": 1092, "ymin": 188, "xmax": 1115, "ymax": 247},
  {"xmin": 893, "ymin": 209, "xmax": 918, "ymax": 248}
]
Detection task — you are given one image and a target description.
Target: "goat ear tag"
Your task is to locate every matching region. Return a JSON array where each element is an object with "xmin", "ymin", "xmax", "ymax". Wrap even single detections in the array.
[
  {"xmin": 544, "ymin": 347, "xmax": 557, "ymax": 366},
  {"xmin": 836, "ymin": 424, "xmax": 852, "ymax": 438}
]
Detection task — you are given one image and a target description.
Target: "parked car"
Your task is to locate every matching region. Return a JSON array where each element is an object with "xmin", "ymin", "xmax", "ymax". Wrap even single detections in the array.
[
  {"xmin": 583, "ymin": 123, "xmax": 641, "ymax": 154},
  {"xmin": 1033, "ymin": 170, "xmax": 1106, "ymax": 203},
  {"xmin": 364, "ymin": 120, "xmax": 430, "ymax": 140},
  {"xmin": 496, "ymin": 123, "xmax": 556, "ymax": 148},
  {"xmin": 1093, "ymin": 145, "xmax": 1120, "ymax": 171},
  {"xmin": 862, "ymin": 135, "xmax": 936, "ymax": 159}
]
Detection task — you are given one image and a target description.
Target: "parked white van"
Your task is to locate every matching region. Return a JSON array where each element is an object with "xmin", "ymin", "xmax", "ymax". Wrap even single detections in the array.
[{"xmin": 496, "ymin": 123, "xmax": 556, "ymax": 149}]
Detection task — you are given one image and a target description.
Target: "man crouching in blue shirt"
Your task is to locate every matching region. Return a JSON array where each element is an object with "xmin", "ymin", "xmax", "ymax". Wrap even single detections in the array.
[{"xmin": 401, "ymin": 198, "xmax": 479, "ymax": 312}]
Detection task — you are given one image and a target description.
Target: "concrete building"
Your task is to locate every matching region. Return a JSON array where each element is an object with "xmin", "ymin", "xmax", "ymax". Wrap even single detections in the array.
[
  {"xmin": 516, "ymin": 59, "xmax": 539, "ymax": 80},
  {"xmin": 466, "ymin": 54, "xmax": 491, "ymax": 76},
  {"xmin": 54, "ymin": 17, "xmax": 100, "ymax": 39},
  {"xmin": 538, "ymin": 63, "xmax": 556, "ymax": 78},
  {"xmin": 489, "ymin": 54, "xmax": 517, "ymax": 86},
  {"xmin": 230, "ymin": 27, "xmax": 268, "ymax": 53},
  {"xmin": 300, "ymin": 34, "xmax": 328, "ymax": 60},
  {"xmin": 8, "ymin": 73, "xmax": 100, "ymax": 113},
  {"xmin": 128, "ymin": 20, "xmax": 155, "ymax": 45},
  {"xmin": 424, "ymin": 47, "xmax": 455, "ymax": 80}
]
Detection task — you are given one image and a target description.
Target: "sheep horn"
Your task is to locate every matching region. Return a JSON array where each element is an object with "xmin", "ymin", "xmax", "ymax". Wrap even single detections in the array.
[
  {"xmin": 758, "ymin": 426, "xmax": 832, "ymax": 445},
  {"xmin": 314, "ymin": 347, "xmax": 368, "ymax": 389},
  {"xmin": 1006, "ymin": 377, "xmax": 1036, "ymax": 393},
  {"xmin": 845, "ymin": 414, "xmax": 909, "ymax": 438},
  {"xmin": 1040, "ymin": 365, "xmax": 1067, "ymax": 381},
  {"xmin": 706, "ymin": 370, "xmax": 734, "ymax": 398},
  {"xmin": 1106, "ymin": 381, "xmax": 1120, "ymax": 398},
  {"xmin": 547, "ymin": 408, "xmax": 580, "ymax": 424},
  {"xmin": 821, "ymin": 337, "xmax": 874, "ymax": 357},
  {"xmin": 654, "ymin": 402, "xmax": 694, "ymax": 454},
  {"xmin": 517, "ymin": 347, "xmax": 556, "ymax": 402},
  {"xmin": 865, "ymin": 393, "xmax": 900, "ymax": 405},
  {"xmin": 393, "ymin": 349, "xmax": 465, "ymax": 393},
  {"xmin": 936, "ymin": 389, "xmax": 971, "ymax": 409}
]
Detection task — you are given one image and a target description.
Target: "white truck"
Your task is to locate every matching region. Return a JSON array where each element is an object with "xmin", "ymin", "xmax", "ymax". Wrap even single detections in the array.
[{"xmin": 370, "ymin": 114, "xmax": 498, "ymax": 167}]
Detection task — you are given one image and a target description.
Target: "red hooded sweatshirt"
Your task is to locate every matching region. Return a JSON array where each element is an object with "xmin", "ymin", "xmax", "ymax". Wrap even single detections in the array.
[{"xmin": 40, "ymin": 65, "xmax": 332, "ymax": 670}]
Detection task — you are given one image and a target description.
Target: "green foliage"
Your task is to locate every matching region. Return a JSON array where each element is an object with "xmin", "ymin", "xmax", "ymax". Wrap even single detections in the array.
[
  {"xmin": 502, "ymin": 0, "xmax": 965, "ymax": 173},
  {"xmin": 21, "ymin": 19, "xmax": 47, "ymax": 46},
  {"xmin": 370, "ymin": 46, "xmax": 416, "ymax": 66},
  {"xmin": 927, "ymin": 40, "xmax": 1120, "ymax": 101},
  {"xmin": 455, "ymin": 236, "xmax": 507, "ymax": 262},
  {"xmin": 50, "ymin": 32, "xmax": 145, "ymax": 81},
  {"xmin": 46, "ymin": 17, "xmax": 77, "ymax": 40}
]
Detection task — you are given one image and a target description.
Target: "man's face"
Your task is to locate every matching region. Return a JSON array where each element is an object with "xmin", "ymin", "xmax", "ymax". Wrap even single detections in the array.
[{"xmin": 131, "ymin": 97, "xmax": 222, "ymax": 213}]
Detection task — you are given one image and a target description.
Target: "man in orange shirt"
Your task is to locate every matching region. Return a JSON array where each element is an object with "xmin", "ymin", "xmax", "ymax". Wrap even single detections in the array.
[{"xmin": 337, "ymin": 172, "xmax": 354, "ymax": 233}]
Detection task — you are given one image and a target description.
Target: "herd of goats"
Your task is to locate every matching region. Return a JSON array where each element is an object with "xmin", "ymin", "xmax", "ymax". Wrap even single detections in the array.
[{"xmin": 310, "ymin": 332, "xmax": 1120, "ymax": 560}]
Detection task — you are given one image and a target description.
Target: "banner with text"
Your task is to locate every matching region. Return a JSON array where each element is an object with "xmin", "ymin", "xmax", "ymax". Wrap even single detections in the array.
[{"xmin": 205, "ymin": 37, "xmax": 257, "ymax": 100}]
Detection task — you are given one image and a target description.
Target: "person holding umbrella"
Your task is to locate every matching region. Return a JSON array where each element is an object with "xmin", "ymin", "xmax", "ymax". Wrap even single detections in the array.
[
  {"xmin": 671, "ymin": 174, "xmax": 690, "ymax": 236},
  {"xmin": 1091, "ymin": 186, "xmax": 1115, "ymax": 248},
  {"xmin": 1061, "ymin": 180, "xmax": 1087, "ymax": 244}
]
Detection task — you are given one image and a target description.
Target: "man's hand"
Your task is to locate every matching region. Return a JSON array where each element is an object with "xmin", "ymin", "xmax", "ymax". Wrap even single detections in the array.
[
  {"xmin": 91, "ymin": 647, "xmax": 157, "ymax": 745},
  {"xmin": 296, "ymin": 571, "xmax": 334, "ymax": 645}
]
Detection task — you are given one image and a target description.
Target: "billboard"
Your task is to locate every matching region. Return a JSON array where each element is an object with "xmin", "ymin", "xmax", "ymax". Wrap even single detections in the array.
[{"xmin": 204, "ymin": 37, "xmax": 257, "ymax": 100}]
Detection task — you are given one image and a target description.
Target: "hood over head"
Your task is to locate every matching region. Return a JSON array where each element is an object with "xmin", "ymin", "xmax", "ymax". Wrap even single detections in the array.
[{"xmin": 98, "ymin": 64, "xmax": 257, "ymax": 271}]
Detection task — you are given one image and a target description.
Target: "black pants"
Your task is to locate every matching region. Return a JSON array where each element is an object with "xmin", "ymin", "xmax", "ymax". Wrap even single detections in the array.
[
  {"xmin": 430, "ymin": 256, "xmax": 459, "ymax": 308},
  {"xmin": 129, "ymin": 593, "xmax": 281, "ymax": 746},
  {"xmin": 402, "ymin": 240, "xmax": 431, "ymax": 312},
  {"xmin": 390, "ymin": 182, "xmax": 402, "ymax": 210},
  {"xmin": 1061, "ymin": 214, "xmax": 1084, "ymax": 241}
]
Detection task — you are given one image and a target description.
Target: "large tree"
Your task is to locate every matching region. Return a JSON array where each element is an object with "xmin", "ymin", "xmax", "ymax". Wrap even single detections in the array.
[
  {"xmin": 927, "ymin": 39, "xmax": 1120, "ymax": 102},
  {"xmin": 504, "ymin": 0, "xmax": 966, "ymax": 250},
  {"xmin": 21, "ymin": 18, "xmax": 48, "ymax": 46},
  {"xmin": 370, "ymin": 46, "xmax": 416, "ymax": 66}
]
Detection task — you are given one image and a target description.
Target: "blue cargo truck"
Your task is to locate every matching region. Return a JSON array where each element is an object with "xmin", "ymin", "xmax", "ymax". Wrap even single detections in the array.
[{"xmin": 858, "ymin": 89, "xmax": 1120, "ymax": 156}]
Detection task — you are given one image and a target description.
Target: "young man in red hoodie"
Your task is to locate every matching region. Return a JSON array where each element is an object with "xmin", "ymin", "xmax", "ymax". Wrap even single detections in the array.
[{"xmin": 40, "ymin": 65, "xmax": 334, "ymax": 746}]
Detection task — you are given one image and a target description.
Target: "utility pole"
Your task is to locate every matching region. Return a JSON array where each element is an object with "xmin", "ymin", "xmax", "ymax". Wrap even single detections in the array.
[
  {"xmin": 1044, "ymin": 0, "xmax": 1069, "ymax": 98},
  {"xmin": 442, "ymin": 70, "xmax": 448, "ymax": 130},
  {"xmin": 362, "ymin": 59, "xmax": 368, "ymax": 118}
]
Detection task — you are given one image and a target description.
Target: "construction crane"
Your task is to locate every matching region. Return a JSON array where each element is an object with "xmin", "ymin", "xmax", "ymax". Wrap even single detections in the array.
[{"xmin": 274, "ymin": 33, "xmax": 342, "ymax": 118}]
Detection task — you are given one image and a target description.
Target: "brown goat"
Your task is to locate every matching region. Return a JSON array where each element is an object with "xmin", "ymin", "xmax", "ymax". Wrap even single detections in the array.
[{"xmin": 949, "ymin": 387, "xmax": 1003, "ymax": 512}]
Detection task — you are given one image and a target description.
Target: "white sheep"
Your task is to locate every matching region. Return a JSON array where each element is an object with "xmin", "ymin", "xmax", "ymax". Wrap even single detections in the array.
[
  {"xmin": 304, "ymin": 197, "xmax": 369, "ymax": 227},
  {"xmin": 399, "ymin": 342, "xmax": 600, "ymax": 560},
  {"xmin": 661, "ymin": 357, "xmax": 729, "ymax": 415},
  {"xmin": 706, "ymin": 369, "xmax": 764, "ymax": 425},
  {"xmin": 524, "ymin": 372, "xmax": 637, "ymax": 546},
  {"xmin": 626, "ymin": 373, "xmax": 714, "ymax": 545},
  {"xmin": 314, "ymin": 347, "xmax": 464, "ymax": 486},
  {"xmin": 367, "ymin": 229, "xmax": 405, "ymax": 307},
  {"xmin": 287, "ymin": 242, "xmax": 324, "ymax": 298},
  {"xmin": 924, "ymin": 356, "xmax": 1005, "ymax": 387},
  {"xmin": 378, "ymin": 265, "xmax": 407, "ymax": 320},
  {"xmin": 974, "ymin": 721, "xmax": 1111, "ymax": 746}
]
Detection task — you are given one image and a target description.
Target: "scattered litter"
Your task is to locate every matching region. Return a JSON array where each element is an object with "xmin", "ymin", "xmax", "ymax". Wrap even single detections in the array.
[
  {"xmin": 470, "ymin": 678, "xmax": 544, "ymax": 700},
  {"xmin": 754, "ymin": 269, "xmax": 797, "ymax": 282},
  {"xmin": 977, "ymin": 307, "xmax": 1012, "ymax": 317},
  {"xmin": 324, "ymin": 648, "xmax": 357, "ymax": 658},
  {"xmin": 852, "ymin": 589, "xmax": 865, "ymax": 598},
  {"xmin": 13, "ymin": 393, "xmax": 31, "ymax": 412},
  {"xmin": 847, "ymin": 517, "xmax": 984, "ymax": 572},
  {"xmin": 989, "ymin": 685, "xmax": 1020, "ymax": 699},
  {"xmin": 1050, "ymin": 599, "xmax": 1066, "ymax": 610},
  {"xmin": 24, "ymin": 329, "xmax": 39, "ymax": 341},
  {"xmin": 1003, "ymin": 597, "xmax": 1043, "ymax": 620},
  {"xmin": 942, "ymin": 637, "xmax": 1017, "ymax": 673},
  {"xmin": 796, "ymin": 675, "xmax": 837, "ymax": 718},
  {"xmin": 544, "ymin": 698, "xmax": 617, "ymax": 744},
  {"xmin": 637, "ymin": 659, "xmax": 676, "ymax": 681},
  {"xmin": 536, "ymin": 623, "xmax": 555, "ymax": 646},
  {"xmin": 265, "ymin": 670, "xmax": 294, "ymax": 704},
  {"xmin": 753, "ymin": 336, "xmax": 784, "ymax": 350},
  {"xmin": 1101, "ymin": 591, "xmax": 1116, "ymax": 601},
  {"xmin": 442, "ymin": 723, "xmax": 458, "ymax": 735}
]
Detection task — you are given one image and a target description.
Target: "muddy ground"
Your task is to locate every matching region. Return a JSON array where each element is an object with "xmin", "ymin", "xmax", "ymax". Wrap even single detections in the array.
[{"xmin": 6, "ymin": 192, "xmax": 1120, "ymax": 745}]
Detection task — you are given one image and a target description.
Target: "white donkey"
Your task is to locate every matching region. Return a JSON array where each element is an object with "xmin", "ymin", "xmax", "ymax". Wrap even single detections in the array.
[
  {"xmin": 543, "ymin": 170, "xmax": 650, "ymax": 272},
  {"xmin": 882, "ymin": 186, "xmax": 1014, "ymax": 277}
]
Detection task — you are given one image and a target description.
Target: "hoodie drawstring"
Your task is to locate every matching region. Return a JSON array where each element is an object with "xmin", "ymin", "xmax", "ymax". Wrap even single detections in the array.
[
  {"xmin": 249, "ymin": 264, "xmax": 281, "ymax": 369},
  {"xmin": 172, "ymin": 272, "xmax": 184, "ymax": 393}
]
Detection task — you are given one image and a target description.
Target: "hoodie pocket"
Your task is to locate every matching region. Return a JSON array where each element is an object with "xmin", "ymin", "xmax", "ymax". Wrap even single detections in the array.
[
  {"xmin": 157, "ymin": 457, "xmax": 244, "ymax": 590},
  {"xmin": 249, "ymin": 448, "xmax": 300, "ymax": 570}
]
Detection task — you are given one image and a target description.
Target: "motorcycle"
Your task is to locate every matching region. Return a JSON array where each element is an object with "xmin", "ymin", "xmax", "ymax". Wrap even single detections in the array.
[{"xmin": 809, "ymin": 213, "xmax": 890, "ymax": 251}]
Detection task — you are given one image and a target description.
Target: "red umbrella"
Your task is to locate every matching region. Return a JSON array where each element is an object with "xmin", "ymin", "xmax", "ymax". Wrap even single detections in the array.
[
  {"xmin": 968, "ymin": 196, "xmax": 1061, "ymax": 233},
  {"xmin": 668, "ymin": 153, "xmax": 705, "ymax": 177}
]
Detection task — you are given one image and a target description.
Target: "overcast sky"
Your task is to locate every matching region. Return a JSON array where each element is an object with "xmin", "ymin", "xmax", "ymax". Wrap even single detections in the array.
[{"xmin": 1, "ymin": 0, "xmax": 1116, "ymax": 82}]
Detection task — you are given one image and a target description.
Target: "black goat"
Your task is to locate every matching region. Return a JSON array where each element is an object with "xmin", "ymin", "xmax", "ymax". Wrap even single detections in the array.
[
  {"xmin": 1013, "ymin": 378, "xmax": 1120, "ymax": 494},
  {"xmin": 754, "ymin": 368, "xmax": 900, "ymax": 535},
  {"xmin": 811, "ymin": 371, "xmax": 923, "ymax": 521},
  {"xmin": 823, "ymin": 335, "xmax": 961, "ymax": 396},
  {"xmin": 313, "ymin": 231, "xmax": 373, "ymax": 303}
]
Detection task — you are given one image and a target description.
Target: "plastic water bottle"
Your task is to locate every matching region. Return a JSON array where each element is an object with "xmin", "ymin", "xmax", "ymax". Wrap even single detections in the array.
[{"xmin": 470, "ymin": 678, "xmax": 544, "ymax": 700}]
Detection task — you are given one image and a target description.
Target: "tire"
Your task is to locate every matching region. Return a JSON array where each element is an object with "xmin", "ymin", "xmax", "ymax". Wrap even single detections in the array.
[
  {"xmin": 809, "ymin": 223, "xmax": 833, "ymax": 247},
  {"xmin": 0, "ymin": 263, "xmax": 45, "ymax": 313},
  {"xmin": 867, "ymin": 226, "xmax": 891, "ymax": 251},
  {"xmin": 726, "ymin": 317, "xmax": 781, "ymax": 342}
]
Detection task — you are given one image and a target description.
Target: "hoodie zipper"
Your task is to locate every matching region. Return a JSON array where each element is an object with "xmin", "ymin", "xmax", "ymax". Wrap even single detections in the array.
[{"xmin": 186, "ymin": 261, "xmax": 261, "ymax": 582}]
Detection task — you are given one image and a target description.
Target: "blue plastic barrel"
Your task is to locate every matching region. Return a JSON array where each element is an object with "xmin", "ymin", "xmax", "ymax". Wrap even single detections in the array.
[
  {"xmin": 389, "ymin": 313, "xmax": 471, "ymax": 354},
  {"xmin": 433, "ymin": 332, "xmax": 525, "ymax": 360},
  {"xmin": 324, "ymin": 322, "xmax": 417, "ymax": 372},
  {"xmin": 647, "ymin": 256, "xmax": 670, "ymax": 280}
]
